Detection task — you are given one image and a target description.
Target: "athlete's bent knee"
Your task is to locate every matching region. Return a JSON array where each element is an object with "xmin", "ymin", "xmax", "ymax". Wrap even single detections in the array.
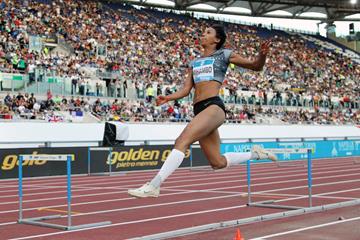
[{"xmin": 209, "ymin": 158, "xmax": 227, "ymax": 170}]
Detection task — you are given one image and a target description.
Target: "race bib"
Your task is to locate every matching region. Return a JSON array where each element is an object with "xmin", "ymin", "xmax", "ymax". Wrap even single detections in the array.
[{"xmin": 192, "ymin": 58, "xmax": 215, "ymax": 82}]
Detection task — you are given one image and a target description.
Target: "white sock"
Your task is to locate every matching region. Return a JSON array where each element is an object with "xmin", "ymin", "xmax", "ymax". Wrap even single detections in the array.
[
  {"xmin": 150, "ymin": 149, "xmax": 185, "ymax": 188},
  {"xmin": 224, "ymin": 152, "xmax": 253, "ymax": 167}
]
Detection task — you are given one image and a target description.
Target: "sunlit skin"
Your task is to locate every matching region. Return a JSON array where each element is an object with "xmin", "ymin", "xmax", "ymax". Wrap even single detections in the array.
[{"xmin": 155, "ymin": 26, "xmax": 271, "ymax": 169}]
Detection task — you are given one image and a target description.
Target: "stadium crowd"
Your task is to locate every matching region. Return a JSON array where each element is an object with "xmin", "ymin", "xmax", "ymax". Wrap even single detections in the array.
[
  {"xmin": 0, "ymin": 0, "xmax": 359, "ymax": 124},
  {"xmin": 1, "ymin": 92, "xmax": 359, "ymax": 125}
]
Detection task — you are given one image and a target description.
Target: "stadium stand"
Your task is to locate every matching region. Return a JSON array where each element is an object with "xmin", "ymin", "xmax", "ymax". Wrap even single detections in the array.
[{"xmin": 0, "ymin": 0, "xmax": 359, "ymax": 124}]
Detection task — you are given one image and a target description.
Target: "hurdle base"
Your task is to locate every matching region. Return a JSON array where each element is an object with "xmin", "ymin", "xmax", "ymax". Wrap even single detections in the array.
[
  {"xmin": 248, "ymin": 202, "xmax": 303, "ymax": 210},
  {"xmin": 18, "ymin": 215, "xmax": 112, "ymax": 231},
  {"xmin": 67, "ymin": 221, "xmax": 112, "ymax": 231},
  {"xmin": 129, "ymin": 199, "xmax": 360, "ymax": 240}
]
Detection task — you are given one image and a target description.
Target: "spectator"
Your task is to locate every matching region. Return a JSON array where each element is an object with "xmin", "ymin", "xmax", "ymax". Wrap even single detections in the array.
[{"xmin": 146, "ymin": 84, "xmax": 155, "ymax": 103}]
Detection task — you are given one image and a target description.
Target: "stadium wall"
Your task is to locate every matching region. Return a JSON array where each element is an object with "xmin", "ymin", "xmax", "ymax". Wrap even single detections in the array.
[
  {"xmin": 1, "ymin": 139, "xmax": 359, "ymax": 179},
  {"xmin": 0, "ymin": 123, "xmax": 360, "ymax": 148},
  {"xmin": 0, "ymin": 123, "xmax": 360, "ymax": 179}
]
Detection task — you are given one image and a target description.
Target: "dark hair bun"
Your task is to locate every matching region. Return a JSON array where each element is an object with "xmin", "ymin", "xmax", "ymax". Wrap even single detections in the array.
[{"xmin": 212, "ymin": 24, "xmax": 226, "ymax": 50}]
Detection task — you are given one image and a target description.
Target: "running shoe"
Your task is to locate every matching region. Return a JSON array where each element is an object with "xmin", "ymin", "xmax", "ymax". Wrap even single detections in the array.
[
  {"xmin": 252, "ymin": 145, "xmax": 277, "ymax": 161},
  {"xmin": 128, "ymin": 182, "xmax": 160, "ymax": 198}
]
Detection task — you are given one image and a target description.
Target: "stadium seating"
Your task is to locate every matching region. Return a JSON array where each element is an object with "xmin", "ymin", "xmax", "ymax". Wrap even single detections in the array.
[{"xmin": 0, "ymin": 0, "xmax": 358, "ymax": 124}]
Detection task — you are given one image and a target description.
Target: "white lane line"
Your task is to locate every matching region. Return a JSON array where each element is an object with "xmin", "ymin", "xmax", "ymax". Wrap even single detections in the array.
[
  {"xmin": 0, "ymin": 166, "xmax": 273, "ymax": 193},
  {"xmin": 6, "ymin": 192, "xmax": 316, "ymax": 240},
  {"xmin": 1, "ymin": 177, "xmax": 360, "ymax": 226},
  {"xmin": 8, "ymin": 204, "xmax": 250, "ymax": 240},
  {"xmin": 0, "ymin": 157, "xmax": 357, "ymax": 238},
  {"xmin": 1, "ymin": 166, "xmax": 360, "ymax": 213},
  {"xmin": 2, "ymin": 156, "xmax": 358, "ymax": 192},
  {"xmin": 8, "ymin": 189, "xmax": 360, "ymax": 240},
  {"xmin": 0, "ymin": 168, "xmax": 359, "ymax": 209},
  {"xmin": 0, "ymin": 221, "xmax": 16, "ymax": 226},
  {"xmin": 168, "ymin": 171, "xmax": 360, "ymax": 189},
  {"xmin": 0, "ymin": 189, "xmax": 232, "ymax": 215},
  {"xmin": 0, "ymin": 160, "xmax": 357, "ymax": 208},
  {"xmin": 0, "ymin": 161, "xmax": 313, "ymax": 191},
  {"xmin": 0, "ymin": 163, "xmax": 266, "ymax": 185},
  {"xmin": 1, "ymin": 171, "xmax": 354, "ymax": 238},
  {"xmin": 1, "ymin": 157, "xmax": 356, "ymax": 188},
  {"xmin": 0, "ymin": 159, "xmax": 355, "ymax": 196},
  {"xmin": 1, "ymin": 162, "xmax": 358, "ymax": 200},
  {"xmin": 250, "ymin": 216, "xmax": 360, "ymax": 240}
]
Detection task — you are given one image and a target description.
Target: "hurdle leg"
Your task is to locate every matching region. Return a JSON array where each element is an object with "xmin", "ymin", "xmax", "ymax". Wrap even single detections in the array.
[
  {"xmin": 109, "ymin": 148, "xmax": 112, "ymax": 175},
  {"xmin": 189, "ymin": 145, "xmax": 214, "ymax": 171},
  {"xmin": 65, "ymin": 155, "xmax": 112, "ymax": 230},
  {"xmin": 87, "ymin": 147, "xmax": 91, "ymax": 176},
  {"xmin": 247, "ymin": 160, "xmax": 251, "ymax": 204},
  {"xmin": 18, "ymin": 156, "xmax": 23, "ymax": 221},
  {"xmin": 67, "ymin": 156, "xmax": 72, "ymax": 228},
  {"xmin": 107, "ymin": 148, "xmax": 125, "ymax": 176},
  {"xmin": 88, "ymin": 147, "xmax": 125, "ymax": 176},
  {"xmin": 307, "ymin": 149, "xmax": 312, "ymax": 207}
]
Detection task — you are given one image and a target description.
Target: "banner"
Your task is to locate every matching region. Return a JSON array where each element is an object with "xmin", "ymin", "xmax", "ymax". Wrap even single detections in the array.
[
  {"xmin": 29, "ymin": 35, "xmax": 43, "ymax": 53},
  {"xmin": 0, "ymin": 147, "xmax": 87, "ymax": 179},
  {"xmin": 1, "ymin": 140, "xmax": 359, "ymax": 179},
  {"xmin": 0, "ymin": 73, "xmax": 27, "ymax": 89},
  {"xmin": 41, "ymin": 34, "xmax": 58, "ymax": 44},
  {"xmin": 0, "ymin": 145, "xmax": 193, "ymax": 179},
  {"xmin": 89, "ymin": 145, "xmax": 191, "ymax": 173},
  {"xmin": 221, "ymin": 139, "xmax": 360, "ymax": 161}
]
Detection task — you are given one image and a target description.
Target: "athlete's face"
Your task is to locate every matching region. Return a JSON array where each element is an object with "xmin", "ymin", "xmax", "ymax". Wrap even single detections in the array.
[{"xmin": 200, "ymin": 27, "xmax": 219, "ymax": 48}]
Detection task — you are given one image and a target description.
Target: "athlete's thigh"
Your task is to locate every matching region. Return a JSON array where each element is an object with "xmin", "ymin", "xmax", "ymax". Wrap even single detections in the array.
[
  {"xmin": 178, "ymin": 105, "xmax": 225, "ymax": 145},
  {"xmin": 199, "ymin": 128, "xmax": 222, "ymax": 163}
]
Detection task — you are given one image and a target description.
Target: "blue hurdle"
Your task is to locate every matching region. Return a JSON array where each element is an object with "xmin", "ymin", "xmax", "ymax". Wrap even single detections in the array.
[
  {"xmin": 87, "ymin": 147, "xmax": 127, "ymax": 176},
  {"xmin": 88, "ymin": 147, "xmax": 113, "ymax": 176},
  {"xmin": 246, "ymin": 148, "xmax": 313, "ymax": 210},
  {"xmin": 18, "ymin": 154, "xmax": 112, "ymax": 230}
]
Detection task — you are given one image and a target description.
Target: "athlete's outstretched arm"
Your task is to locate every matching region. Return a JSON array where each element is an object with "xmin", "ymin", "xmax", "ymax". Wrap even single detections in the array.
[
  {"xmin": 229, "ymin": 40, "xmax": 270, "ymax": 71},
  {"xmin": 156, "ymin": 68, "xmax": 194, "ymax": 105}
]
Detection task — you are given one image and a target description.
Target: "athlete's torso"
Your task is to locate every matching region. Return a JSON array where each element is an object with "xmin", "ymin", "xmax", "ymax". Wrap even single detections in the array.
[
  {"xmin": 191, "ymin": 48, "xmax": 232, "ymax": 84},
  {"xmin": 190, "ymin": 48, "xmax": 233, "ymax": 103}
]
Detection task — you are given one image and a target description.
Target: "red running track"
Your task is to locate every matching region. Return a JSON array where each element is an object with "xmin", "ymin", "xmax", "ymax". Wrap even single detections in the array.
[{"xmin": 0, "ymin": 157, "xmax": 359, "ymax": 240}]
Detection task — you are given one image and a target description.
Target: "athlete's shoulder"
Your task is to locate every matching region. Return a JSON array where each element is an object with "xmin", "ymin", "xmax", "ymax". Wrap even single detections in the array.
[
  {"xmin": 218, "ymin": 48, "xmax": 233, "ymax": 64},
  {"xmin": 221, "ymin": 48, "xmax": 233, "ymax": 55}
]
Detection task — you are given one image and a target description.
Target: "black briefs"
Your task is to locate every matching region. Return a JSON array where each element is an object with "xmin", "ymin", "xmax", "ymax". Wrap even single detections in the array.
[{"xmin": 193, "ymin": 96, "xmax": 226, "ymax": 116}]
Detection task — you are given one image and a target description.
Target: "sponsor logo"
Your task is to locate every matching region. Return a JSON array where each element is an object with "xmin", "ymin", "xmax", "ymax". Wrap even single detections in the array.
[
  {"xmin": 1, "ymin": 152, "xmax": 48, "ymax": 171},
  {"xmin": 107, "ymin": 148, "xmax": 190, "ymax": 169}
]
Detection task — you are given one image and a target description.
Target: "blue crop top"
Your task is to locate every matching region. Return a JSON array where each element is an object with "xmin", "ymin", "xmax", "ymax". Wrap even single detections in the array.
[{"xmin": 190, "ymin": 48, "xmax": 233, "ymax": 84}]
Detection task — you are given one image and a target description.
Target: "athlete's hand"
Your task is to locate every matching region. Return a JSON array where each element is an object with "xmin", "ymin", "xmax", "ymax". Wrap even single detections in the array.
[
  {"xmin": 156, "ymin": 95, "xmax": 169, "ymax": 106},
  {"xmin": 260, "ymin": 40, "xmax": 271, "ymax": 56}
]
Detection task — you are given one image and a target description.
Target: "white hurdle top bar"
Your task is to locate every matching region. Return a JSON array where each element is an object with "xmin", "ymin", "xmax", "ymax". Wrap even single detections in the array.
[
  {"xmin": 89, "ymin": 147, "xmax": 113, "ymax": 151},
  {"xmin": 266, "ymin": 148, "xmax": 311, "ymax": 154},
  {"xmin": 19, "ymin": 155, "xmax": 72, "ymax": 161}
]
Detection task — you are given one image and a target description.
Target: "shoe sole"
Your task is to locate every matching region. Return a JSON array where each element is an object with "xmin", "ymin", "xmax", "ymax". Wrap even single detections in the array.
[
  {"xmin": 128, "ymin": 191, "xmax": 159, "ymax": 198},
  {"xmin": 253, "ymin": 146, "xmax": 278, "ymax": 162}
]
